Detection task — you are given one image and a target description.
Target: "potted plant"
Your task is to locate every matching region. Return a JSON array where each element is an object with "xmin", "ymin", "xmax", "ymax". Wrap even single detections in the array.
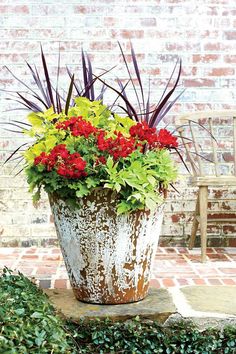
[{"xmin": 2, "ymin": 44, "xmax": 182, "ymax": 304}]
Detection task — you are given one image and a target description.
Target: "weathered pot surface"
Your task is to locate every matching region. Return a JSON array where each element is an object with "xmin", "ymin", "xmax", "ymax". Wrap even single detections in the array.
[{"xmin": 49, "ymin": 188, "xmax": 164, "ymax": 304}]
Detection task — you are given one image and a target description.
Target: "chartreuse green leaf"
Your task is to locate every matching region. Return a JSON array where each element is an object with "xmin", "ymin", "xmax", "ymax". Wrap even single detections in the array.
[{"xmin": 27, "ymin": 112, "xmax": 43, "ymax": 127}]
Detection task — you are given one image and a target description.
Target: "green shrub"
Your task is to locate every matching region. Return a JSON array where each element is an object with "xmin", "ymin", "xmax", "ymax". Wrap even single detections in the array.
[
  {"xmin": 68, "ymin": 318, "xmax": 236, "ymax": 354},
  {"xmin": 0, "ymin": 268, "xmax": 235, "ymax": 354},
  {"xmin": 0, "ymin": 267, "xmax": 77, "ymax": 353}
]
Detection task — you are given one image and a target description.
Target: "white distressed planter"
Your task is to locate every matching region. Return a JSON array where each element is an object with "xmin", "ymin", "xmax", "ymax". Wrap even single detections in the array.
[{"xmin": 49, "ymin": 189, "xmax": 164, "ymax": 304}]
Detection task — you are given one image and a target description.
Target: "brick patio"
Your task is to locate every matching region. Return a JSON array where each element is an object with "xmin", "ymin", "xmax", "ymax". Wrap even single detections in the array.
[{"xmin": 0, "ymin": 247, "xmax": 235, "ymax": 289}]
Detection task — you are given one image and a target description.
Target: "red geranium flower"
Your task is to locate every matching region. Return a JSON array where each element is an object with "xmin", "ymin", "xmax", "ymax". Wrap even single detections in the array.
[
  {"xmin": 56, "ymin": 116, "xmax": 98, "ymax": 138},
  {"xmin": 34, "ymin": 144, "xmax": 87, "ymax": 179},
  {"xmin": 156, "ymin": 129, "xmax": 178, "ymax": 149}
]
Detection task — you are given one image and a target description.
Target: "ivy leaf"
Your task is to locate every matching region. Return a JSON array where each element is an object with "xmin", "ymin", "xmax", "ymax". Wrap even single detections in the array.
[
  {"xmin": 75, "ymin": 184, "xmax": 89, "ymax": 198},
  {"xmin": 117, "ymin": 201, "xmax": 131, "ymax": 214},
  {"xmin": 31, "ymin": 312, "xmax": 43, "ymax": 319},
  {"xmin": 145, "ymin": 197, "xmax": 157, "ymax": 210},
  {"xmin": 147, "ymin": 175, "xmax": 156, "ymax": 186}
]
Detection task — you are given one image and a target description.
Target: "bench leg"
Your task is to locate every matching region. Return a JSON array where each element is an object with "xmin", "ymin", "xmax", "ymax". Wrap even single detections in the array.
[
  {"xmin": 199, "ymin": 186, "xmax": 208, "ymax": 263},
  {"xmin": 189, "ymin": 190, "xmax": 200, "ymax": 249}
]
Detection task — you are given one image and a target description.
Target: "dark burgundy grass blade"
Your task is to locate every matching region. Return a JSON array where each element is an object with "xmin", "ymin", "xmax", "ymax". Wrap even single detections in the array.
[
  {"xmin": 189, "ymin": 120, "xmax": 217, "ymax": 142},
  {"xmin": 9, "ymin": 157, "xmax": 25, "ymax": 174},
  {"xmin": 149, "ymin": 59, "xmax": 182, "ymax": 127},
  {"xmin": 83, "ymin": 65, "xmax": 116, "ymax": 99},
  {"xmin": 118, "ymin": 42, "xmax": 142, "ymax": 114},
  {"xmin": 96, "ymin": 84, "xmax": 106, "ymax": 101},
  {"xmin": 5, "ymin": 97, "xmax": 37, "ymax": 111},
  {"xmin": 67, "ymin": 66, "xmax": 82, "ymax": 96},
  {"xmin": 8, "ymin": 120, "xmax": 31, "ymax": 127},
  {"xmin": 82, "ymin": 78, "xmax": 97, "ymax": 98},
  {"xmin": 3, "ymin": 143, "xmax": 28, "ymax": 164},
  {"xmin": 173, "ymin": 147, "xmax": 190, "ymax": 173},
  {"xmin": 4, "ymin": 66, "xmax": 40, "ymax": 100},
  {"xmin": 116, "ymin": 79, "xmax": 132, "ymax": 116},
  {"xmin": 86, "ymin": 54, "xmax": 95, "ymax": 101},
  {"xmin": 65, "ymin": 74, "xmax": 74, "ymax": 115},
  {"xmin": 1, "ymin": 122, "xmax": 29, "ymax": 132},
  {"xmin": 26, "ymin": 62, "xmax": 50, "ymax": 109},
  {"xmin": 95, "ymin": 75, "xmax": 139, "ymax": 122},
  {"xmin": 130, "ymin": 43, "xmax": 145, "ymax": 112},
  {"xmin": 157, "ymin": 59, "xmax": 180, "ymax": 107},
  {"xmin": 33, "ymin": 64, "xmax": 51, "ymax": 106},
  {"xmin": 14, "ymin": 167, "xmax": 26, "ymax": 177},
  {"xmin": 55, "ymin": 44, "xmax": 62, "ymax": 113},
  {"xmin": 55, "ymin": 91, "xmax": 62, "ymax": 113},
  {"xmin": 154, "ymin": 89, "xmax": 185, "ymax": 126},
  {"xmin": 40, "ymin": 45, "xmax": 55, "ymax": 112},
  {"xmin": 81, "ymin": 49, "xmax": 89, "ymax": 100},
  {"xmin": 17, "ymin": 92, "xmax": 42, "ymax": 112},
  {"xmin": 145, "ymin": 78, "xmax": 151, "ymax": 122}
]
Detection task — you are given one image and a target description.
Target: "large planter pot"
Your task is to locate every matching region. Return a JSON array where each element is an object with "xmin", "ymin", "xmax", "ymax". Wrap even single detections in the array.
[{"xmin": 49, "ymin": 189, "xmax": 164, "ymax": 304}]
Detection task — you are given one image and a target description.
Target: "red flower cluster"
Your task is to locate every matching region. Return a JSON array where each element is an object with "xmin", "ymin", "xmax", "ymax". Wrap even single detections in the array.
[
  {"xmin": 34, "ymin": 144, "xmax": 87, "ymax": 179},
  {"xmin": 130, "ymin": 122, "xmax": 158, "ymax": 146},
  {"xmin": 95, "ymin": 156, "xmax": 107, "ymax": 165},
  {"xmin": 97, "ymin": 131, "xmax": 136, "ymax": 160},
  {"xmin": 56, "ymin": 116, "xmax": 97, "ymax": 138},
  {"xmin": 157, "ymin": 129, "xmax": 178, "ymax": 149},
  {"xmin": 130, "ymin": 122, "xmax": 178, "ymax": 149}
]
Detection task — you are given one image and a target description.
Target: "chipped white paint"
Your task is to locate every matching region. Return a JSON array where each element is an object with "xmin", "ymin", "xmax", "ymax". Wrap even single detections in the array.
[{"xmin": 49, "ymin": 189, "xmax": 164, "ymax": 304}]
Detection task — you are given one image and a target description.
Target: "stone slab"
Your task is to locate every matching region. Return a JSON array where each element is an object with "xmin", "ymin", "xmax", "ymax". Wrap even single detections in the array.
[
  {"xmin": 180, "ymin": 286, "xmax": 236, "ymax": 315},
  {"xmin": 44, "ymin": 287, "xmax": 177, "ymax": 323}
]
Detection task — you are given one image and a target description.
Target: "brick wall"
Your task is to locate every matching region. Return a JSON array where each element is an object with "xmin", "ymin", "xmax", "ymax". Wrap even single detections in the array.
[{"xmin": 0, "ymin": 0, "xmax": 236, "ymax": 247}]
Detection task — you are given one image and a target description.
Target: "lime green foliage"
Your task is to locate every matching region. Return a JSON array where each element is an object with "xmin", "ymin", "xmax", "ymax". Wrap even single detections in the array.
[
  {"xmin": 104, "ymin": 149, "xmax": 177, "ymax": 214},
  {"xmin": 24, "ymin": 98, "xmax": 178, "ymax": 213},
  {"xmin": 0, "ymin": 268, "xmax": 76, "ymax": 353}
]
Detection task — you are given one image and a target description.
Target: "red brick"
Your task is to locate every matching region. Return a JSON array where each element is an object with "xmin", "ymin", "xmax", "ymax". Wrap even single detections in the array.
[
  {"xmin": 218, "ymin": 268, "xmax": 236, "ymax": 274},
  {"xmin": 192, "ymin": 54, "xmax": 220, "ymax": 63},
  {"xmin": 207, "ymin": 68, "xmax": 235, "ymax": 76},
  {"xmin": 36, "ymin": 267, "xmax": 57, "ymax": 275},
  {"xmin": 119, "ymin": 30, "xmax": 144, "ymax": 39},
  {"xmin": 104, "ymin": 17, "xmax": 119, "ymax": 26},
  {"xmin": 223, "ymin": 225, "xmax": 236, "ymax": 234},
  {"xmin": 149, "ymin": 279, "xmax": 161, "ymax": 288},
  {"xmin": 25, "ymin": 248, "xmax": 37, "ymax": 254},
  {"xmin": 0, "ymin": 5, "xmax": 29, "ymax": 14},
  {"xmin": 224, "ymin": 31, "xmax": 236, "ymax": 40},
  {"xmin": 177, "ymin": 278, "xmax": 190, "ymax": 286},
  {"xmin": 224, "ymin": 55, "xmax": 236, "ymax": 63},
  {"xmin": 42, "ymin": 255, "xmax": 61, "ymax": 261},
  {"xmin": 51, "ymin": 249, "xmax": 61, "ymax": 254},
  {"xmin": 193, "ymin": 278, "xmax": 207, "ymax": 285},
  {"xmin": 21, "ymin": 254, "xmax": 39, "ymax": 260},
  {"xmin": 89, "ymin": 41, "xmax": 114, "ymax": 51},
  {"xmin": 183, "ymin": 79, "xmax": 215, "ymax": 87},
  {"xmin": 162, "ymin": 279, "xmax": 176, "ymax": 287},
  {"xmin": 165, "ymin": 247, "xmax": 178, "ymax": 254},
  {"xmin": 222, "ymin": 279, "xmax": 236, "ymax": 285},
  {"xmin": 54, "ymin": 279, "xmax": 68, "ymax": 289},
  {"xmin": 228, "ymin": 239, "xmax": 236, "ymax": 247}
]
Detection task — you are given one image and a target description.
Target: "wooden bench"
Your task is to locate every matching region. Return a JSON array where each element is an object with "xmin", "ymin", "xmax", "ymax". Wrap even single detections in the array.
[{"xmin": 177, "ymin": 110, "xmax": 236, "ymax": 262}]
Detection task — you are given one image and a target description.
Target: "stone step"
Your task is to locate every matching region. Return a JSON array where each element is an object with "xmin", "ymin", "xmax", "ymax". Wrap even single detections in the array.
[{"xmin": 44, "ymin": 285, "xmax": 236, "ymax": 329}]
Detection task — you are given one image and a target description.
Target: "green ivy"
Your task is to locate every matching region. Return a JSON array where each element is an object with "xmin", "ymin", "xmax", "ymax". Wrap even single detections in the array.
[
  {"xmin": 0, "ymin": 268, "xmax": 77, "ymax": 353},
  {"xmin": 0, "ymin": 269, "xmax": 235, "ymax": 354},
  {"xmin": 68, "ymin": 318, "xmax": 236, "ymax": 354}
]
